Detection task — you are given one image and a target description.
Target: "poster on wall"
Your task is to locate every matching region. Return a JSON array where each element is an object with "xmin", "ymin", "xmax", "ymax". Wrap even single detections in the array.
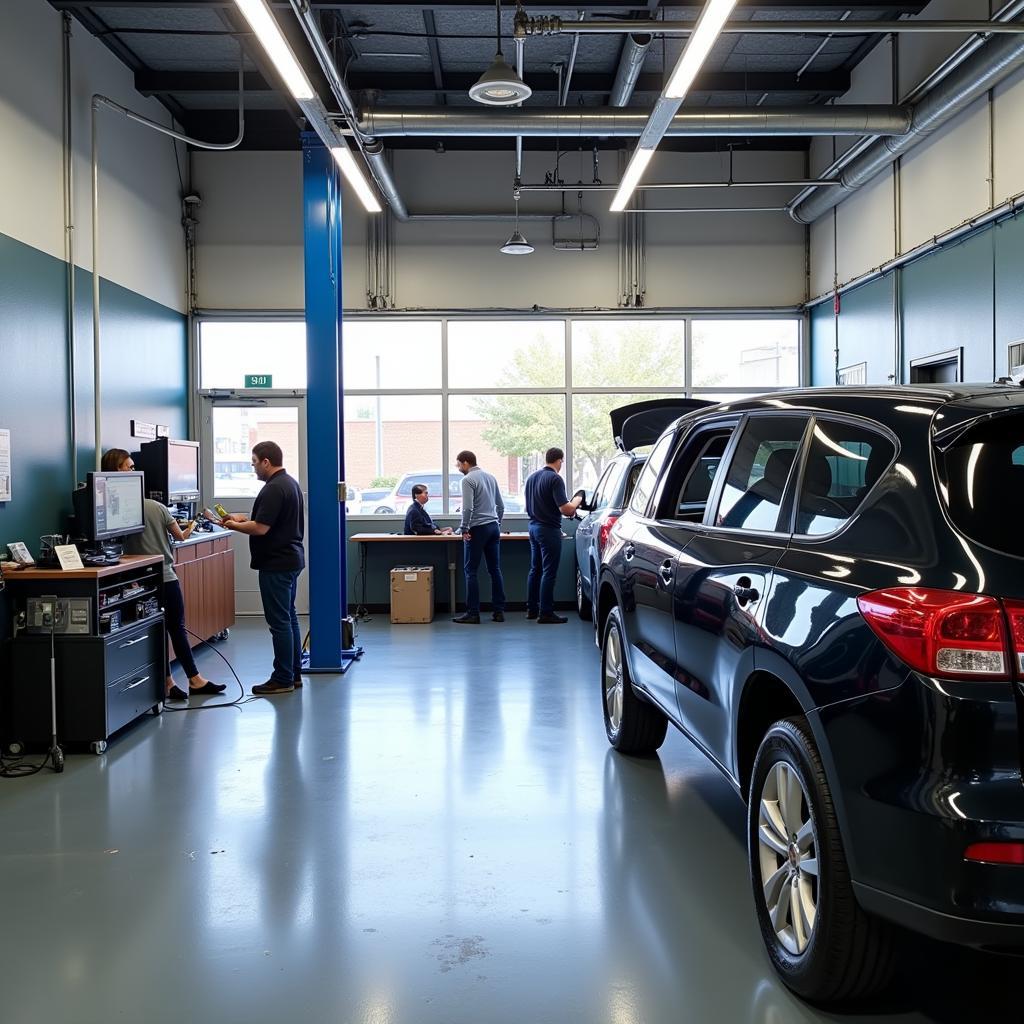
[{"xmin": 0, "ymin": 429, "xmax": 10, "ymax": 501}]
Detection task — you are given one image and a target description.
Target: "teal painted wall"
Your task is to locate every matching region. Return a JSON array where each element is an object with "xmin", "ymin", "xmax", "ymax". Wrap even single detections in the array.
[
  {"xmin": 0, "ymin": 231, "xmax": 187, "ymax": 556},
  {"xmin": 345, "ymin": 518, "xmax": 579, "ymax": 611},
  {"xmin": 810, "ymin": 214, "xmax": 1024, "ymax": 385}
]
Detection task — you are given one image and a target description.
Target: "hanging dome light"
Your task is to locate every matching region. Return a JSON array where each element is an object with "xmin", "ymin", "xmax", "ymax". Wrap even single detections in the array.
[
  {"xmin": 470, "ymin": 0, "xmax": 532, "ymax": 106},
  {"xmin": 500, "ymin": 197, "xmax": 534, "ymax": 255}
]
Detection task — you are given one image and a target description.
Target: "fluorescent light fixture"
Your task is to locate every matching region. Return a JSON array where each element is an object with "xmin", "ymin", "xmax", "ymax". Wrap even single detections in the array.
[
  {"xmin": 331, "ymin": 145, "xmax": 383, "ymax": 213},
  {"xmin": 232, "ymin": 0, "xmax": 314, "ymax": 101},
  {"xmin": 610, "ymin": 147, "xmax": 655, "ymax": 212},
  {"xmin": 665, "ymin": 0, "xmax": 739, "ymax": 100}
]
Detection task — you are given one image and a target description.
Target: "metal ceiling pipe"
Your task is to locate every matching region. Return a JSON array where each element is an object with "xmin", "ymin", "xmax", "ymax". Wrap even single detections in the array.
[
  {"xmin": 357, "ymin": 106, "xmax": 911, "ymax": 138},
  {"xmin": 518, "ymin": 180, "xmax": 842, "ymax": 191},
  {"xmin": 791, "ymin": 28, "xmax": 1024, "ymax": 224},
  {"xmin": 520, "ymin": 18, "xmax": 1024, "ymax": 36},
  {"xmin": 609, "ymin": 33, "xmax": 652, "ymax": 107},
  {"xmin": 287, "ymin": 0, "xmax": 409, "ymax": 220}
]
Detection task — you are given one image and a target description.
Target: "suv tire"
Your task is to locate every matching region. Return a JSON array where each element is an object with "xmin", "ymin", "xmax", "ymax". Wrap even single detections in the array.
[
  {"xmin": 748, "ymin": 717, "xmax": 895, "ymax": 1004},
  {"xmin": 576, "ymin": 564, "xmax": 592, "ymax": 620},
  {"xmin": 601, "ymin": 606, "xmax": 668, "ymax": 754}
]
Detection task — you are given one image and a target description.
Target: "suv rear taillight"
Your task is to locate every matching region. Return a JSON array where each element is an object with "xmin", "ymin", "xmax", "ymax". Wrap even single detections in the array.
[
  {"xmin": 1004, "ymin": 601, "xmax": 1024, "ymax": 674},
  {"xmin": 598, "ymin": 515, "xmax": 620, "ymax": 556},
  {"xmin": 857, "ymin": 588, "xmax": 1011, "ymax": 680}
]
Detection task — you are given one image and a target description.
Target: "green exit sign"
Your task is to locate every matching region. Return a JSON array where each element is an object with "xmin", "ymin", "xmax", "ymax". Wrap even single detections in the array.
[{"xmin": 245, "ymin": 374, "xmax": 272, "ymax": 388}]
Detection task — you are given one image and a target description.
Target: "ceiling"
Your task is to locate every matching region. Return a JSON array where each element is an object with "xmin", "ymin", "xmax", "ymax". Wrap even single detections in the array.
[{"xmin": 49, "ymin": 1, "xmax": 927, "ymax": 151}]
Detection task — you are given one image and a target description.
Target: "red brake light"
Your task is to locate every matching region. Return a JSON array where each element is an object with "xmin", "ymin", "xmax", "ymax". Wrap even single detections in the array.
[
  {"xmin": 964, "ymin": 842, "xmax": 1024, "ymax": 865},
  {"xmin": 856, "ymin": 588, "xmax": 1009, "ymax": 680},
  {"xmin": 598, "ymin": 515, "xmax": 620, "ymax": 556},
  {"xmin": 1003, "ymin": 600, "xmax": 1024, "ymax": 674}
]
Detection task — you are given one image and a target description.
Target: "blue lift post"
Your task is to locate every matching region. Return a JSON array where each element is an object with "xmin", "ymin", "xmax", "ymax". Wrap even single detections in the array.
[{"xmin": 302, "ymin": 133, "xmax": 360, "ymax": 671}]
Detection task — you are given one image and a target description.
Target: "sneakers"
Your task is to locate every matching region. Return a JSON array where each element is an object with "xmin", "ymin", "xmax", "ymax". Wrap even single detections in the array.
[
  {"xmin": 453, "ymin": 613, "xmax": 481, "ymax": 625},
  {"xmin": 292, "ymin": 676, "xmax": 303, "ymax": 688},
  {"xmin": 537, "ymin": 613, "xmax": 569, "ymax": 624},
  {"xmin": 166, "ymin": 685, "xmax": 189, "ymax": 701},
  {"xmin": 492, "ymin": 611, "xmax": 505, "ymax": 622},
  {"xmin": 252, "ymin": 679, "xmax": 295, "ymax": 696},
  {"xmin": 189, "ymin": 681, "xmax": 227, "ymax": 695}
]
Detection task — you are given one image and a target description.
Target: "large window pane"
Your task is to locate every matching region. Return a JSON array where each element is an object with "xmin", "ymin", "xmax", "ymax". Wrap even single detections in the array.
[
  {"xmin": 343, "ymin": 396, "xmax": 442, "ymax": 514},
  {"xmin": 571, "ymin": 320, "xmax": 685, "ymax": 388},
  {"xmin": 199, "ymin": 321, "xmax": 306, "ymax": 390},
  {"xmin": 571, "ymin": 392, "xmax": 664, "ymax": 495},
  {"xmin": 692, "ymin": 319, "xmax": 800, "ymax": 388},
  {"xmin": 343, "ymin": 321, "xmax": 442, "ymax": 389},
  {"xmin": 212, "ymin": 406, "xmax": 299, "ymax": 498},
  {"xmin": 447, "ymin": 321, "xmax": 565, "ymax": 389},
  {"xmin": 449, "ymin": 394, "xmax": 566, "ymax": 514}
]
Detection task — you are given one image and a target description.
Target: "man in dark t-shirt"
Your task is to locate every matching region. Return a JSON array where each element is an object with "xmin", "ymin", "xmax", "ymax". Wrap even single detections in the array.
[
  {"xmin": 217, "ymin": 440, "xmax": 305, "ymax": 695},
  {"xmin": 524, "ymin": 447, "xmax": 582, "ymax": 623}
]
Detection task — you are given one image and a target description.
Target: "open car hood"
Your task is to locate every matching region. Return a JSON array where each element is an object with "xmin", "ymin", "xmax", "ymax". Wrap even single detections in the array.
[{"xmin": 610, "ymin": 398, "xmax": 716, "ymax": 452}]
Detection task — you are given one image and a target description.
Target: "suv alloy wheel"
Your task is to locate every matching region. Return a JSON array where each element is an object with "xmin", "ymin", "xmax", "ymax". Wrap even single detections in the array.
[
  {"xmin": 748, "ymin": 718, "xmax": 894, "ymax": 1002},
  {"xmin": 601, "ymin": 606, "xmax": 668, "ymax": 754},
  {"xmin": 576, "ymin": 564, "xmax": 592, "ymax": 620}
]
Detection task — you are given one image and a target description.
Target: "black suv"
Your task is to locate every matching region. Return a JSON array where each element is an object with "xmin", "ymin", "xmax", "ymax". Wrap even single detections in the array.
[{"xmin": 595, "ymin": 386, "xmax": 1024, "ymax": 1004}]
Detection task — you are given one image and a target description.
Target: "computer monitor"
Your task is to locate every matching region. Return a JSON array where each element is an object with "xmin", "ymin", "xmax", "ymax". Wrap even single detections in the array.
[
  {"xmin": 133, "ymin": 437, "xmax": 201, "ymax": 504},
  {"xmin": 72, "ymin": 472, "xmax": 146, "ymax": 543}
]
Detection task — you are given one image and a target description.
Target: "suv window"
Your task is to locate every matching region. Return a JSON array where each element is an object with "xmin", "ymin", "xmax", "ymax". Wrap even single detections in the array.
[
  {"xmin": 629, "ymin": 433, "xmax": 675, "ymax": 516},
  {"xmin": 593, "ymin": 458, "xmax": 627, "ymax": 512},
  {"xmin": 713, "ymin": 416, "xmax": 808, "ymax": 532},
  {"xmin": 658, "ymin": 427, "xmax": 735, "ymax": 522},
  {"xmin": 939, "ymin": 418, "xmax": 1024, "ymax": 556},
  {"xmin": 794, "ymin": 420, "xmax": 895, "ymax": 536}
]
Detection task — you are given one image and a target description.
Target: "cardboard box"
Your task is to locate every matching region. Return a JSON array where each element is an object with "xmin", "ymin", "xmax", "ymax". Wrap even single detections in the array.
[{"xmin": 390, "ymin": 565, "xmax": 434, "ymax": 623}]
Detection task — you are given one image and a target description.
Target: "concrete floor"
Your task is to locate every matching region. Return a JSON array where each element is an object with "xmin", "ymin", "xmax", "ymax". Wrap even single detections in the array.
[{"xmin": 0, "ymin": 615, "xmax": 1019, "ymax": 1024}]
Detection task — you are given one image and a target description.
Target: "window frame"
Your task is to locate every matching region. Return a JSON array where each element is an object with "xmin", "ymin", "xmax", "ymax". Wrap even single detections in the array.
[
  {"xmin": 653, "ymin": 417, "xmax": 741, "ymax": 526},
  {"xmin": 194, "ymin": 311, "xmax": 805, "ymax": 519}
]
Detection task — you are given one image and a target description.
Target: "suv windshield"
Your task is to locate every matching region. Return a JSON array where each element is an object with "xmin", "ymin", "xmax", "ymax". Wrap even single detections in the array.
[{"xmin": 940, "ymin": 419, "xmax": 1024, "ymax": 556}]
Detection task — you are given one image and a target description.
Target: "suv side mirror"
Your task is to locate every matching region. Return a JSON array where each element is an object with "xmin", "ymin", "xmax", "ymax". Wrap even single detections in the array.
[{"xmin": 573, "ymin": 489, "xmax": 592, "ymax": 512}]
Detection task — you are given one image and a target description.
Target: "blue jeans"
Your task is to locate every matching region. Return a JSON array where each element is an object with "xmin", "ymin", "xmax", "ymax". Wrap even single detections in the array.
[
  {"xmin": 463, "ymin": 521, "xmax": 506, "ymax": 615},
  {"xmin": 259, "ymin": 569, "xmax": 302, "ymax": 684},
  {"xmin": 527, "ymin": 523, "xmax": 562, "ymax": 616}
]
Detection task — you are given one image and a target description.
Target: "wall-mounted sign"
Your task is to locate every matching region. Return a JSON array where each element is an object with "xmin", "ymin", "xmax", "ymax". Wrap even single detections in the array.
[
  {"xmin": 0, "ymin": 428, "xmax": 10, "ymax": 501},
  {"xmin": 131, "ymin": 419, "xmax": 157, "ymax": 440},
  {"xmin": 245, "ymin": 375, "xmax": 273, "ymax": 389}
]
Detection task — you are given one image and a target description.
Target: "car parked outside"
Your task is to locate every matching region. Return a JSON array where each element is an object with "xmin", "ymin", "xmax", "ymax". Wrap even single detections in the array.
[
  {"xmin": 370, "ymin": 471, "xmax": 525, "ymax": 517},
  {"xmin": 595, "ymin": 385, "xmax": 1024, "ymax": 1005},
  {"xmin": 357, "ymin": 488, "xmax": 392, "ymax": 515}
]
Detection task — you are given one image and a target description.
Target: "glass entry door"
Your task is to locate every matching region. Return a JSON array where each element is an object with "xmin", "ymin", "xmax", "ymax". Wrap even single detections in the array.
[{"xmin": 199, "ymin": 397, "xmax": 309, "ymax": 616}]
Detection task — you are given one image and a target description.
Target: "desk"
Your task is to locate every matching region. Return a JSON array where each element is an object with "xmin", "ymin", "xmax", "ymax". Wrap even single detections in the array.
[{"xmin": 350, "ymin": 532, "xmax": 533, "ymax": 614}]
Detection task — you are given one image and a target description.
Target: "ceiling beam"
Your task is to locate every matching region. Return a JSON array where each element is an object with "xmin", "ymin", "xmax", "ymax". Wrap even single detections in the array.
[
  {"xmin": 422, "ymin": 9, "xmax": 446, "ymax": 106},
  {"xmin": 50, "ymin": 1, "xmax": 928, "ymax": 11},
  {"xmin": 136, "ymin": 69, "xmax": 851, "ymax": 97}
]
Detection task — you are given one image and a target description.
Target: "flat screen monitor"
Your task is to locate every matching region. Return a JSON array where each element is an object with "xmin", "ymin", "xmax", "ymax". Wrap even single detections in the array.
[
  {"xmin": 167, "ymin": 440, "xmax": 200, "ymax": 498},
  {"xmin": 73, "ymin": 472, "xmax": 145, "ymax": 542}
]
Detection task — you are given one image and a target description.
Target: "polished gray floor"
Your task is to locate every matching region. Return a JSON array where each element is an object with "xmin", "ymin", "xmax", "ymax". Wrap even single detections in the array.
[{"xmin": 0, "ymin": 615, "xmax": 1018, "ymax": 1024}]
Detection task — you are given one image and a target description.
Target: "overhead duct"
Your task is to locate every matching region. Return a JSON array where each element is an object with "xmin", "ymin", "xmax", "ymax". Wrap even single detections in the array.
[
  {"xmin": 609, "ymin": 33, "xmax": 652, "ymax": 107},
  {"xmin": 791, "ymin": 28, "xmax": 1024, "ymax": 224},
  {"xmin": 357, "ymin": 105, "xmax": 911, "ymax": 139}
]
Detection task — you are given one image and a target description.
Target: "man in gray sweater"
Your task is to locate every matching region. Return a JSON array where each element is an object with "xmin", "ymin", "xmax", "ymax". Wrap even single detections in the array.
[{"xmin": 453, "ymin": 449, "xmax": 506, "ymax": 624}]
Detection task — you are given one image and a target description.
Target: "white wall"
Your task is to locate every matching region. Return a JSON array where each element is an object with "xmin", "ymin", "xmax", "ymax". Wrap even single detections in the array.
[
  {"xmin": 0, "ymin": 0, "xmax": 186, "ymax": 312},
  {"xmin": 809, "ymin": 0, "xmax": 1024, "ymax": 298},
  {"xmin": 194, "ymin": 146, "xmax": 807, "ymax": 311}
]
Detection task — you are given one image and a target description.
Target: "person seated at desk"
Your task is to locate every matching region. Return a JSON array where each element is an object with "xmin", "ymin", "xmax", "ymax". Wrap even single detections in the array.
[{"xmin": 404, "ymin": 484, "xmax": 453, "ymax": 536}]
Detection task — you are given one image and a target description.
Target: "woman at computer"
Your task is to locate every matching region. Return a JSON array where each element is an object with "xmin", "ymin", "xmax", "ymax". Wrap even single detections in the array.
[{"xmin": 101, "ymin": 449, "xmax": 225, "ymax": 701}]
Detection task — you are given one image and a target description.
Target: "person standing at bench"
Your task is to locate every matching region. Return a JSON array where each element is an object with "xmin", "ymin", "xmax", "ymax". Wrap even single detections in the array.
[
  {"xmin": 453, "ymin": 450, "xmax": 506, "ymax": 625},
  {"xmin": 404, "ymin": 483, "xmax": 453, "ymax": 536},
  {"xmin": 524, "ymin": 447, "xmax": 582, "ymax": 624}
]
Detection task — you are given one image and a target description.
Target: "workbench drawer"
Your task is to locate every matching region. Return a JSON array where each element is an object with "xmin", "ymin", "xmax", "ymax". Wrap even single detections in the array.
[
  {"xmin": 105, "ymin": 617, "xmax": 165, "ymax": 683},
  {"xmin": 106, "ymin": 662, "xmax": 163, "ymax": 736}
]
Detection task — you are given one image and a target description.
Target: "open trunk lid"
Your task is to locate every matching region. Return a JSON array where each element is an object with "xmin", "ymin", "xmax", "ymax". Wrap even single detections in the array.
[{"xmin": 610, "ymin": 398, "xmax": 715, "ymax": 452}]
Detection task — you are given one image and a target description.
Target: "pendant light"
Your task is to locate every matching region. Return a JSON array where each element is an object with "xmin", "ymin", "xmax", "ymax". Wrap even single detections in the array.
[
  {"xmin": 501, "ymin": 198, "xmax": 534, "ymax": 255},
  {"xmin": 470, "ymin": 0, "xmax": 532, "ymax": 105}
]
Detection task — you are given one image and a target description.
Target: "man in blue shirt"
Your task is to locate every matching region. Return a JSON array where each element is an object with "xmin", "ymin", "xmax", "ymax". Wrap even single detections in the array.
[
  {"xmin": 524, "ymin": 447, "xmax": 582, "ymax": 624},
  {"xmin": 404, "ymin": 484, "xmax": 453, "ymax": 536},
  {"xmin": 453, "ymin": 450, "xmax": 506, "ymax": 625}
]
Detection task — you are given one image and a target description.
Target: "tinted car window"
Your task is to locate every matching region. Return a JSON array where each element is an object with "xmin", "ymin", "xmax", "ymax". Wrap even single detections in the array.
[
  {"xmin": 659, "ymin": 428, "xmax": 735, "ymax": 522},
  {"xmin": 794, "ymin": 420, "xmax": 895, "ymax": 536},
  {"xmin": 714, "ymin": 416, "xmax": 808, "ymax": 532},
  {"xmin": 629, "ymin": 433, "xmax": 675, "ymax": 516},
  {"xmin": 940, "ymin": 417, "xmax": 1024, "ymax": 556},
  {"xmin": 593, "ymin": 458, "xmax": 627, "ymax": 512}
]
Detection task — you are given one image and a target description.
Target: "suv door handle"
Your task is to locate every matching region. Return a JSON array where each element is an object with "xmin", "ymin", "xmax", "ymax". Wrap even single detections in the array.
[
  {"xmin": 659, "ymin": 560, "xmax": 674, "ymax": 584},
  {"xmin": 624, "ymin": 543, "xmax": 635, "ymax": 561}
]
